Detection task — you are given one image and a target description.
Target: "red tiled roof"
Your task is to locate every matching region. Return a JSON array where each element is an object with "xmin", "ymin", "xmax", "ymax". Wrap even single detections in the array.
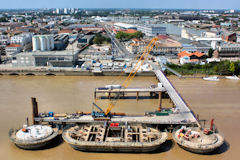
[
  {"xmin": 178, "ymin": 50, "xmax": 190, "ymax": 57},
  {"xmin": 191, "ymin": 51, "xmax": 205, "ymax": 57},
  {"xmin": 58, "ymin": 29, "xmax": 72, "ymax": 34},
  {"xmin": 122, "ymin": 29, "xmax": 137, "ymax": 34},
  {"xmin": 6, "ymin": 44, "xmax": 21, "ymax": 48},
  {"xmin": 178, "ymin": 50, "xmax": 205, "ymax": 58}
]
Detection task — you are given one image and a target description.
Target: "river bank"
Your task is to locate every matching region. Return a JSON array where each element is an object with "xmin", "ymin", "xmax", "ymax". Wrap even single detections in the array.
[
  {"xmin": 0, "ymin": 68, "xmax": 155, "ymax": 76},
  {"xmin": 166, "ymin": 61, "xmax": 240, "ymax": 76}
]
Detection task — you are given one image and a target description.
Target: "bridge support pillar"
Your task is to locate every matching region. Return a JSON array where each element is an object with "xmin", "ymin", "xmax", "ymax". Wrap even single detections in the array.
[
  {"xmin": 31, "ymin": 97, "xmax": 39, "ymax": 125},
  {"xmin": 150, "ymin": 92, "xmax": 153, "ymax": 97},
  {"xmin": 158, "ymin": 92, "xmax": 162, "ymax": 111}
]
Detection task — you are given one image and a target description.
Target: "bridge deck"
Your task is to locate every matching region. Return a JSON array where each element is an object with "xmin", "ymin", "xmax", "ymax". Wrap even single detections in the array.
[
  {"xmin": 34, "ymin": 113, "xmax": 195, "ymax": 125},
  {"xmin": 154, "ymin": 70, "xmax": 199, "ymax": 125},
  {"xmin": 95, "ymin": 87, "xmax": 166, "ymax": 93}
]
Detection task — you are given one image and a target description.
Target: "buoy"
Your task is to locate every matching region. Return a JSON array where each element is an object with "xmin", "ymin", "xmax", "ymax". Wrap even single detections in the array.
[{"xmin": 22, "ymin": 128, "xmax": 27, "ymax": 132}]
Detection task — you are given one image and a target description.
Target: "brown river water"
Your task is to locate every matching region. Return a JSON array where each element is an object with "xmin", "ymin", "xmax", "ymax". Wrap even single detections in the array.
[{"xmin": 0, "ymin": 75, "xmax": 239, "ymax": 160}]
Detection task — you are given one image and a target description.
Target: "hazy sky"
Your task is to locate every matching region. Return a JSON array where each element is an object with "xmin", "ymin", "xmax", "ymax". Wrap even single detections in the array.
[{"xmin": 0, "ymin": 0, "xmax": 239, "ymax": 9}]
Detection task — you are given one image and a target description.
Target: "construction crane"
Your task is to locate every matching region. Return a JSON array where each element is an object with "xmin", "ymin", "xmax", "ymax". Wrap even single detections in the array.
[{"xmin": 92, "ymin": 37, "xmax": 159, "ymax": 119}]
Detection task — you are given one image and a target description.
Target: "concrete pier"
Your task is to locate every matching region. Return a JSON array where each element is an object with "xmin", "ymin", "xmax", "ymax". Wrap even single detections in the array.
[{"xmin": 94, "ymin": 87, "xmax": 166, "ymax": 99}]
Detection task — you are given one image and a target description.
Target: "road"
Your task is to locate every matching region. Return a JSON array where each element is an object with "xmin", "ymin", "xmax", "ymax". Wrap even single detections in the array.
[{"xmin": 100, "ymin": 23, "xmax": 132, "ymax": 57}]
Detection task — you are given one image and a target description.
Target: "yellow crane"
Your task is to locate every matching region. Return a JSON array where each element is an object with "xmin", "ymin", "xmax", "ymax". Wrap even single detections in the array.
[{"xmin": 92, "ymin": 37, "xmax": 159, "ymax": 118}]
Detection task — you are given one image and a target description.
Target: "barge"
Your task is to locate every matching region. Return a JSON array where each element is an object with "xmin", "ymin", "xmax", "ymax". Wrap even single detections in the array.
[
  {"xmin": 172, "ymin": 126, "xmax": 224, "ymax": 154},
  {"xmin": 8, "ymin": 124, "xmax": 59, "ymax": 150},
  {"xmin": 62, "ymin": 123, "xmax": 168, "ymax": 153}
]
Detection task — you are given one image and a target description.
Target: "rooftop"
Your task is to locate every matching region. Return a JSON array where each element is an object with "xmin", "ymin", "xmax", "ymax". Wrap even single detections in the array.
[
  {"xmin": 114, "ymin": 23, "xmax": 136, "ymax": 29},
  {"xmin": 178, "ymin": 50, "xmax": 205, "ymax": 58},
  {"xmin": 16, "ymin": 50, "xmax": 78, "ymax": 57},
  {"xmin": 121, "ymin": 29, "xmax": 137, "ymax": 34},
  {"xmin": 58, "ymin": 29, "xmax": 72, "ymax": 34},
  {"xmin": 130, "ymin": 38, "xmax": 182, "ymax": 48},
  {"xmin": 6, "ymin": 44, "xmax": 22, "ymax": 48}
]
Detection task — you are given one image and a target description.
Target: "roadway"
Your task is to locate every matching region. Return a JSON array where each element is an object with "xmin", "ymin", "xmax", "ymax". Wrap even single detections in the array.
[{"xmin": 100, "ymin": 23, "xmax": 132, "ymax": 57}]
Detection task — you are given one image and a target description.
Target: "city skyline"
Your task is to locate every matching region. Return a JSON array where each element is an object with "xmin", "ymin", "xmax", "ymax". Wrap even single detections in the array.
[{"xmin": 0, "ymin": 0, "xmax": 239, "ymax": 10}]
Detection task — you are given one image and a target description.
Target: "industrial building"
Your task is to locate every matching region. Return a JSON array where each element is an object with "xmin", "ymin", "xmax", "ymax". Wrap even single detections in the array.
[
  {"xmin": 214, "ymin": 43, "xmax": 240, "ymax": 59},
  {"xmin": 180, "ymin": 41, "xmax": 212, "ymax": 53},
  {"xmin": 12, "ymin": 50, "xmax": 79, "ymax": 67},
  {"xmin": 32, "ymin": 35, "xmax": 55, "ymax": 52},
  {"xmin": 114, "ymin": 23, "xmax": 137, "ymax": 30},
  {"xmin": 78, "ymin": 35, "xmax": 94, "ymax": 45},
  {"xmin": 137, "ymin": 25, "xmax": 167, "ymax": 37},
  {"xmin": 54, "ymin": 34, "xmax": 69, "ymax": 50}
]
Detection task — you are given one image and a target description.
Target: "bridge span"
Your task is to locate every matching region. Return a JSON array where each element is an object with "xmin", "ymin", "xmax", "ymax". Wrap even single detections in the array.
[{"xmin": 154, "ymin": 70, "xmax": 200, "ymax": 126}]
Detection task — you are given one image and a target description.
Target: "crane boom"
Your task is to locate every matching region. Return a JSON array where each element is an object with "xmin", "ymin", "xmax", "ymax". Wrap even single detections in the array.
[{"xmin": 104, "ymin": 37, "xmax": 159, "ymax": 116}]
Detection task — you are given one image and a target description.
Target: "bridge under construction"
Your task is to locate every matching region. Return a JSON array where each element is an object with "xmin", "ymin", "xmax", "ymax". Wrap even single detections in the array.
[
  {"xmin": 33, "ymin": 36, "xmax": 200, "ymax": 127},
  {"xmin": 34, "ymin": 69, "xmax": 200, "ymax": 127}
]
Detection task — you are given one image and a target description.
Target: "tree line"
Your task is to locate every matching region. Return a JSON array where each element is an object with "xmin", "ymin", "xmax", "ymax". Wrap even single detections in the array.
[
  {"xmin": 166, "ymin": 61, "xmax": 240, "ymax": 76},
  {"xmin": 115, "ymin": 31, "xmax": 144, "ymax": 41}
]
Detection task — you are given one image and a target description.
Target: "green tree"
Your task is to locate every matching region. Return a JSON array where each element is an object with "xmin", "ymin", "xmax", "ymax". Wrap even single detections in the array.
[
  {"xmin": 213, "ymin": 65, "xmax": 219, "ymax": 73},
  {"xmin": 229, "ymin": 62, "xmax": 235, "ymax": 75},
  {"xmin": 116, "ymin": 31, "xmax": 144, "ymax": 41},
  {"xmin": 115, "ymin": 31, "xmax": 127, "ymax": 40},
  {"xmin": 93, "ymin": 33, "xmax": 111, "ymax": 45},
  {"xmin": 182, "ymin": 63, "xmax": 193, "ymax": 70},
  {"xmin": 208, "ymin": 48, "xmax": 214, "ymax": 58},
  {"xmin": 0, "ymin": 17, "xmax": 8, "ymax": 22},
  {"xmin": 234, "ymin": 62, "xmax": 240, "ymax": 75}
]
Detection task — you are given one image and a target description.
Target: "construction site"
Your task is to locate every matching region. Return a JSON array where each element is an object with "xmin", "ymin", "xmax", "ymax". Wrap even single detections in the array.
[{"xmin": 8, "ymin": 37, "xmax": 224, "ymax": 154}]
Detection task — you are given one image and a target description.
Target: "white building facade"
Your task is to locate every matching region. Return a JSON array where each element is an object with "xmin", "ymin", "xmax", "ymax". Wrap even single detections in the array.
[
  {"xmin": 137, "ymin": 25, "xmax": 167, "ymax": 37},
  {"xmin": 10, "ymin": 33, "xmax": 33, "ymax": 45}
]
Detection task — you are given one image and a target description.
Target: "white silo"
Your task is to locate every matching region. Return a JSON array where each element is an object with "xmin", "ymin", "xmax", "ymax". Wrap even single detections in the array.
[
  {"xmin": 32, "ymin": 36, "xmax": 37, "ymax": 51},
  {"xmin": 50, "ymin": 36, "xmax": 54, "ymax": 50},
  {"xmin": 45, "ymin": 36, "xmax": 51, "ymax": 51},
  {"xmin": 39, "ymin": 36, "xmax": 46, "ymax": 51},
  {"xmin": 32, "ymin": 36, "xmax": 40, "ymax": 51}
]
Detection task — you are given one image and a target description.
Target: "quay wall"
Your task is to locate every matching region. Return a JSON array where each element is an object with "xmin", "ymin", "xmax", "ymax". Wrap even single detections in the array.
[{"xmin": 0, "ymin": 69, "xmax": 155, "ymax": 76}]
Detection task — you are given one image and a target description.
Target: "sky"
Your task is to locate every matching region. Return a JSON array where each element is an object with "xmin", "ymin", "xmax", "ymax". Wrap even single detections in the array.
[{"xmin": 0, "ymin": 0, "xmax": 239, "ymax": 10}]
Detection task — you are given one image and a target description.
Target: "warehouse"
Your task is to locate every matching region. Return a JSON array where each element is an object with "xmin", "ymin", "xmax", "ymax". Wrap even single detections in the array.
[{"xmin": 12, "ymin": 50, "xmax": 78, "ymax": 67}]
